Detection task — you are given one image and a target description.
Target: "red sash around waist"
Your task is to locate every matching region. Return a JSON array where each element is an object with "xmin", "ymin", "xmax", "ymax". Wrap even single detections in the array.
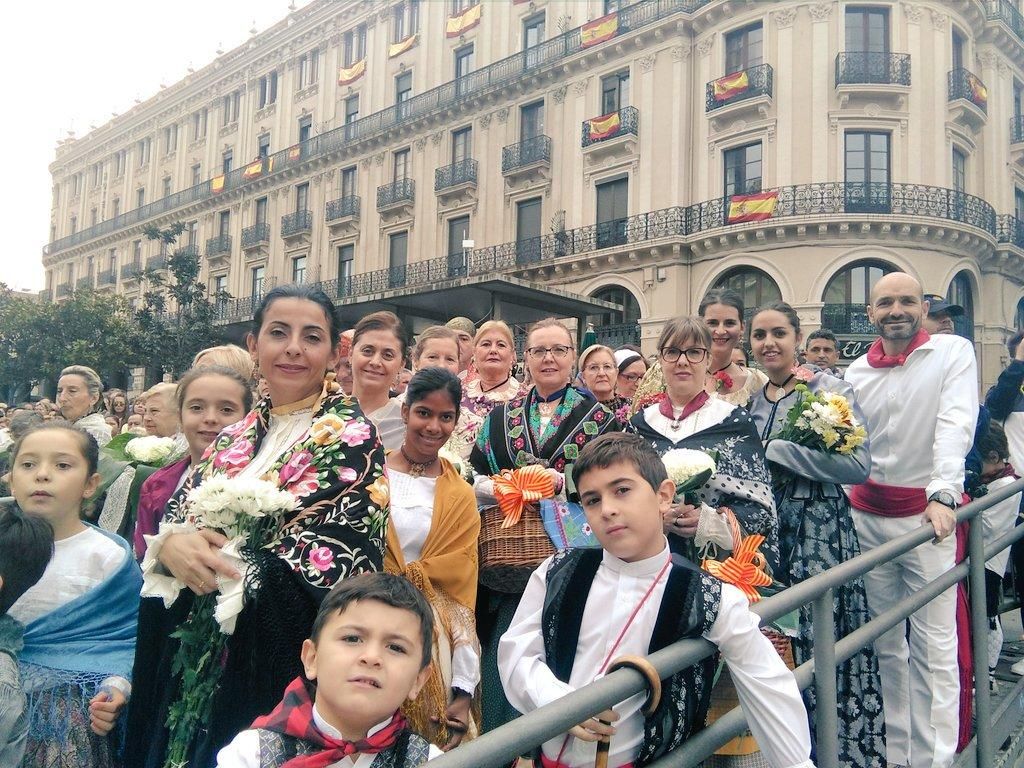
[{"xmin": 849, "ymin": 478, "xmax": 928, "ymax": 517}]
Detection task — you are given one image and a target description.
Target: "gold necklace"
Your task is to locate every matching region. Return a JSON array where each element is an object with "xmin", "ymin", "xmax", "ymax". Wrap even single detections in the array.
[{"xmin": 399, "ymin": 445, "xmax": 435, "ymax": 478}]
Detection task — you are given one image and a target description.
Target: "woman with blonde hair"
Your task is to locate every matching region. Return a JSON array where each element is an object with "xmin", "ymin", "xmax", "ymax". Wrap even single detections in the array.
[
  {"xmin": 56, "ymin": 365, "xmax": 112, "ymax": 446},
  {"xmin": 191, "ymin": 344, "xmax": 256, "ymax": 387},
  {"xmin": 351, "ymin": 311, "xmax": 408, "ymax": 450}
]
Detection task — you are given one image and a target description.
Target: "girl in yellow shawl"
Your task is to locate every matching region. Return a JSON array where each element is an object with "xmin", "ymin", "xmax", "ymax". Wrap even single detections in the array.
[{"xmin": 384, "ymin": 368, "xmax": 481, "ymax": 750}]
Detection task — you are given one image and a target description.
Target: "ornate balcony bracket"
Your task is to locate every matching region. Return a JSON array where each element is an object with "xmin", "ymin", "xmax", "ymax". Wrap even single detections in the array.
[
  {"xmin": 281, "ymin": 210, "xmax": 312, "ymax": 244},
  {"xmin": 326, "ymin": 195, "xmax": 361, "ymax": 235}
]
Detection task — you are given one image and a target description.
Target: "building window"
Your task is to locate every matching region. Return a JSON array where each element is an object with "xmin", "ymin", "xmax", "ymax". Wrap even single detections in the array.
[
  {"xmin": 393, "ymin": 0, "xmax": 420, "ymax": 42},
  {"xmin": 947, "ymin": 271, "xmax": 974, "ymax": 341},
  {"xmin": 452, "ymin": 127, "xmax": 472, "ymax": 163},
  {"xmin": 192, "ymin": 108, "xmax": 208, "ymax": 140},
  {"xmin": 396, "ymin": 71, "xmax": 413, "ymax": 113},
  {"xmin": 451, "ymin": 0, "xmax": 477, "ymax": 12},
  {"xmin": 845, "ymin": 6, "xmax": 889, "ymax": 53},
  {"xmin": 108, "ymin": 249, "xmax": 117, "ymax": 272},
  {"xmin": 723, "ymin": 142, "xmax": 762, "ymax": 196},
  {"xmin": 223, "ymin": 149, "xmax": 234, "ymax": 174},
  {"xmin": 163, "ymin": 124, "xmax": 178, "ymax": 155},
  {"xmin": 70, "ymin": 215, "xmax": 77, "ymax": 234},
  {"xmin": 251, "ymin": 266, "xmax": 265, "ymax": 297},
  {"xmin": 258, "ymin": 71, "xmax": 278, "ymax": 109},
  {"xmin": 137, "ymin": 137, "xmax": 152, "ymax": 166},
  {"xmin": 1015, "ymin": 82, "xmax": 1023, "ymax": 119},
  {"xmin": 296, "ymin": 182, "xmax": 309, "ymax": 212},
  {"xmin": 596, "ymin": 177, "xmax": 629, "ymax": 248},
  {"xmin": 589, "ymin": 286, "xmax": 641, "ymax": 328},
  {"xmin": 111, "ymin": 198, "xmax": 120, "ymax": 218},
  {"xmin": 191, "ymin": 163, "xmax": 202, "ymax": 186},
  {"xmin": 258, "ymin": 133, "xmax": 271, "ymax": 158},
  {"xmin": 844, "ymin": 131, "xmax": 890, "ymax": 211},
  {"xmin": 447, "ymin": 215, "xmax": 471, "ymax": 276},
  {"xmin": 223, "ymin": 91, "xmax": 241, "ymax": 124},
  {"xmin": 604, "ymin": 0, "xmax": 621, "ymax": 13},
  {"xmin": 725, "ymin": 22, "xmax": 763, "ymax": 72},
  {"xmin": 714, "ymin": 268, "xmax": 782, "ymax": 322},
  {"xmin": 219, "ymin": 210, "xmax": 231, "ymax": 237},
  {"xmin": 292, "ymin": 255, "xmax": 308, "ymax": 284},
  {"xmin": 337, "ymin": 244, "xmax": 355, "ymax": 294},
  {"xmin": 343, "ymin": 24, "xmax": 367, "ymax": 66},
  {"xmin": 162, "ymin": 178, "xmax": 172, "ymax": 198},
  {"xmin": 212, "ymin": 274, "xmax": 228, "ymax": 304},
  {"xmin": 136, "ymin": 188, "xmax": 145, "ymax": 208},
  {"xmin": 133, "ymin": 240, "xmax": 142, "ymax": 261},
  {"xmin": 952, "ymin": 147, "xmax": 966, "ymax": 193},
  {"xmin": 90, "ymin": 208, "xmax": 97, "ymax": 227},
  {"xmin": 92, "ymin": 162, "xmax": 104, "ymax": 187},
  {"xmin": 600, "ymin": 70, "xmax": 630, "ymax": 114},
  {"xmin": 298, "ymin": 116, "xmax": 313, "ymax": 144},
  {"xmin": 1015, "ymin": 188, "xmax": 1024, "ymax": 220},
  {"xmin": 341, "ymin": 166, "xmax": 357, "ymax": 198},
  {"xmin": 393, "ymin": 149, "xmax": 410, "ymax": 182},
  {"xmin": 70, "ymin": 174, "xmax": 81, "ymax": 197},
  {"xmin": 114, "ymin": 150, "xmax": 126, "ymax": 177},
  {"xmin": 186, "ymin": 220, "xmax": 198, "ymax": 246},
  {"xmin": 952, "ymin": 28, "xmax": 965, "ymax": 71},
  {"xmin": 523, "ymin": 13, "xmax": 545, "ymax": 49},
  {"xmin": 298, "ymin": 49, "xmax": 319, "ymax": 89},
  {"xmin": 822, "ymin": 259, "xmax": 894, "ymax": 333},
  {"xmin": 344, "ymin": 95, "xmax": 360, "ymax": 125},
  {"xmin": 520, "ymin": 100, "xmax": 544, "ymax": 139},
  {"xmin": 255, "ymin": 197, "xmax": 268, "ymax": 226},
  {"xmin": 455, "ymin": 45, "xmax": 474, "ymax": 80},
  {"xmin": 389, "ymin": 231, "xmax": 409, "ymax": 287}
]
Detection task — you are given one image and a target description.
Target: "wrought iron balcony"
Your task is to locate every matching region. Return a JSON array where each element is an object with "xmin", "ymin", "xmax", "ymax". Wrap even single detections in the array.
[
  {"xmin": 179, "ymin": 244, "xmax": 200, "ymax": 259},
  {"xmin": 120, "ymin": 259, "xmax": 142, "ymax": 280},
  {"xmin": 997, "ymin": 214, "xmax": 1024, "ymax": 249},
  {"xmin": 326, "ymin": 195, "xmax": 360, "ymax": 222},
  {"xmin": 56, "ymin": 283, "xmax": 71, "ymax": 298},
  {"xmin": 1012, "ymin": 115, "xmax": 1024, "ymax": 145},
  {"xmin": 502, "ymin": 135, "xmax": 551, "ymax": 174},
  {"xmin": 594, "ymin": 322, "xmax": 641, "ymax": 349},
  {"xmin": 435, "ymin": 159, "xmax": 478, "ymax": 192},
  {"xmin": 209, "ymin": 233, "xmax": 235, "ymax": 254},
  {"xmin": 96, "ymin": 269, "xmax": 116, "ymax": 287},
  {"xmin": 146, "ymin": 254, "xmax": 167, "ymax": 271},
  {"xmin": 76, "ymin": 275, "xmax": 94, "ymax": 290},
  {"xmin": 985, "ymin": 0, "xmax": 1024, "ymax": 46},
  {"xmin": 835, "ymin": 52, "xmax": 911, "ymax": 86},
  {"xmin": 821, "ymin": 304, "xmax": 876, "ymax": 336},
  {"xmin": 377, "ymin": 179, "xmax": 415, "ymax": 211},
  {"xmin": 282, "ymin": 209, "xmax": 313, "ymax": 237},
  {"xmin": 706, "ymin": 63, "xmax": 773, "ymax": 112},
  {"xmin": 581, "ymin": 106, "xmax": 639, "ymax": 148},
  {"xmin": 948, "ymin": 67, "xmax": 988, "ymax": 113}
]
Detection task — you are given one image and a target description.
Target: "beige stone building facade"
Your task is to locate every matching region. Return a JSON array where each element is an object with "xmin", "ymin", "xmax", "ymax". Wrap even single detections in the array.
[{"xmin": 41, "ymin": 0, "xmax": 1024, "ymax": 389}]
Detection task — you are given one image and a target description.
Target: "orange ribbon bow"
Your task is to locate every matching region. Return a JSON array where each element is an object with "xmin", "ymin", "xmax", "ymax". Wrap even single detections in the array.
[
  {"xmin": 491, "ymin": 465, "xmax": 555, "ymax": 528},
  {"xmin": 702, "ymin": 533, "xmax": 773, "ymax": 602}
]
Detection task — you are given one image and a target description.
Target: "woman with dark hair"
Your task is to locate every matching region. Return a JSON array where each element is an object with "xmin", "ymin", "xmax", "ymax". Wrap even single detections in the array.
[
  {"xmin": 351, "ymin": 310, "xmax": 407, "ymax": 451},
  {"xmin": 384, "ymin": 368, "xmax": 481, "ymax": 751},
  {"xmin": 613, "ymin": 346, "xmax": 649, "ymax": 402},
  {"xmin": 699, "ymin": 288, "xmax": 768, "ymax": 403},
  {"xmin": 56, "ymin": 365, "xmax": 112, "ymax": 446},
  {"xmin": 747, "ymin": 302, "xmax": 884, "ymax": 768},
  {"xmin": 125, "ymin": 283, "xmax": 388, "ymax": 768},
  {"xmin": 105, "ymin": 389, "xmax": 129, "ymax": 431}
]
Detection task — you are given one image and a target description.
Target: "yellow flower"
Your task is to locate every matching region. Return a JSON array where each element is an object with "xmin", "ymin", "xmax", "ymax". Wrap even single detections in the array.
[
  {"xmin": 367, "ymin": 475, "xmax": 390, "ymax": 508},
  {"xmin": 824, "ymin": 393, "xmax": 854, "ymax": 425},
  {"xmin": 310, "ymin": 413, "xmax": 347, "ymax": 446},
  {"xmin": 823, "ymin": 428, "xmax": 840, "ymax": 447}
]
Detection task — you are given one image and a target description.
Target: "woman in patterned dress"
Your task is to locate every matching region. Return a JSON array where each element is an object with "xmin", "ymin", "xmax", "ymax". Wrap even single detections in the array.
[
  {"xmin": 747, "ymin": 303, "xmax": 885, "ymax": 768},
  {"xmin": 125, "ymin": 284, "xmax": 389, "ymax": 768}
]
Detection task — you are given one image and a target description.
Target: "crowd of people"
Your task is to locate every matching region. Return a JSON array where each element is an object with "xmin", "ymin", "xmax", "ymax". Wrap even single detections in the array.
[{"xmin": 0, "ymin": 273, "xmax": 1018, "ymax": 768}]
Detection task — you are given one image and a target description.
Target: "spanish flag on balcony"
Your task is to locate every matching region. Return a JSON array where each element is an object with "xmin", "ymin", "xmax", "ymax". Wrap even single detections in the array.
[
  {"xmin": 388, "ymin": 34, "xmax": 417, "ymax": 58},
  {"xmin": 287, "ymin": 146, "xmax": 302, "ymax": 162},
  {"xmin": 967, "ymin": 73, "xmax": 988, "ymax": 108},
  {"xmin": 211, "ymin": 175, "xmax": 225, "ymax": 194},
  {"xmin": 446, "ymin": 3, "xmax": 482, "ymax": 38},
  {"xmin": 712, "ymin": 71, "xmax": 750, "ymax": 102},
  {"xmin": 726, "ymin": 190, "xmax": 778, "ymax": 224},
  {"xmin": 587, "ymin": 112, "xmax": 621, "ymax": 141},
  {"xmin": 338, "ymin": 58, "xmax": 366, "ymax": 86},
  {"xmin": 243, "ymin": 160, "xmax": 264, "ymax": 180},
  {"xmin": 581, "ymin": 13, "xmax": 619, "ymax": 48}
]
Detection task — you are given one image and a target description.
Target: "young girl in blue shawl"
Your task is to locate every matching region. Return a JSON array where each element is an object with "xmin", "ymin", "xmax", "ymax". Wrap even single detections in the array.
[{"xmin": 7, "ymin": 422, "xmax": 142, "ymax": 767}]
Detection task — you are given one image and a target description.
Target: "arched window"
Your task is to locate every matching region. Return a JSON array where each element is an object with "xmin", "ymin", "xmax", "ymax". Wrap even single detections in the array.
[
  {"xmin": 1014, "ymin": 297, "xmax": 1024, "ymax": 331},
  {"xmin": 711, "ymin": 267, "xmax": 782, "ymax": 323},
  {"xmin": 821, "ymin": 259, "xmax": 895, "ymax": 333},
  {"xmin": 947, "ymin": 271, "xmax": 974, "ymax": 341},
  {"xmin": 588, "ymin": 285, "xmax": 642, "ymax": 348}
]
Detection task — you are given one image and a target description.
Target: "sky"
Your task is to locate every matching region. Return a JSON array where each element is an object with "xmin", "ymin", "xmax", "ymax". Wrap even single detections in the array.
[{"xmin": 0, "ymin": 0, "xmax": 313, "ymax": 291}]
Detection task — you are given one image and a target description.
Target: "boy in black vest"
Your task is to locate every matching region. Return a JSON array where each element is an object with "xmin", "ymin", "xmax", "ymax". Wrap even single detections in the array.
[
  {"xmin": 499, "ymin": 432, "xmax": 815, "ymax": 768},
  {"xmin": 217, "ymin": 572, "xmax": 441, "ymax": 767}
]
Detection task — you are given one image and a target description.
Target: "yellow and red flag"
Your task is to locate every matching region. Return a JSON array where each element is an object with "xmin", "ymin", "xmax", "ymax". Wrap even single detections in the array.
[
  {"xmin": 446, "ymin": 3, "xmax": 482, "ymax": 37},
  {"xmin": 967, "ymin": 73, "xmax": 988, "ymax": 107},
  {"xmin": 727, "ymin": 190, "xmax": 778, "ymax": 224},
  {"xmin": 242, "ymin": 160, "xmax": 264, "ymax": 180},
  {"xmin": 211, "ymin": 175, "xmax": 225, "ymax": 194},
  {"xmin": 338, "ymin": 58, "xmax": 366, "ymax": 86},
  {"xmin": 587, "ymin": 112, "xmax": 621, "ymax": 141},
  {"xmin": 581, "ymin": 12, "xmax": 618, "ymax": 48},
  {"xmin": 388, "ymin": 34, "xmax": 417, "ymax": 58},
  {"xmin": 712, "ymin": 71, "xmax": 750, "ymax": 102},
  {"xmin": 287, "ymin": 146, "xmax": 302, "ymax": 162}
]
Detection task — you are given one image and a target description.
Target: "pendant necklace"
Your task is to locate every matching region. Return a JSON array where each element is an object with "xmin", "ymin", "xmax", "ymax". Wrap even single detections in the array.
[
  {"xmin": 400, "ymin": 445, "xmax": 435, "ymax": 478},
  {"xmin": 768, "ymin": 372, "xmax": 795, "ymax": 401}
]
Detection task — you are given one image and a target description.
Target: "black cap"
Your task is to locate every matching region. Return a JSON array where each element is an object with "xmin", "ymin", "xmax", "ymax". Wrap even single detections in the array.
[{"xmin": 923, "ymin": 293, "xmax": 964, "ymax": 317}]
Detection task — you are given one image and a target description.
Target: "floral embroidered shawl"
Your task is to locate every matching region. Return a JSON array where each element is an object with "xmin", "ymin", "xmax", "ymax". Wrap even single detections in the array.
[{"xmin": 166, "ymin": 385, "xmax": 388, "ymax": 594}]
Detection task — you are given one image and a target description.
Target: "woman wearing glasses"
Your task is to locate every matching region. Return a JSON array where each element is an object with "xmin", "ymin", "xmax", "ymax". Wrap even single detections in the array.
[
  {"xmin": 470, "ymin": 317, "xmax": 618, "ymax": 732},
  {"xmin": 613, "ymin": 346, "xmax": 649, "ymax": 402},
  {"xmin": 578, "ymin": 344, "xmax": 629, "ymax": 421}
]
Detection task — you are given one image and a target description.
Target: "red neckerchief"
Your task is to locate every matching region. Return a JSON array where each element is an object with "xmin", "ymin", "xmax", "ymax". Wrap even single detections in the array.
[
  {"xmin": 865, "ymin": 328, "xmax": 930, "ymax": 368},
  {"xmin": 658, "ymin": 390, "xmax": 709, "ymax": 423},
  {"xmin": 982, "ymin": 463, "xmax": 1019, "ymax": 483},
  {"xmin": 251, "ymin": 677, "xmax": 408, "ymax": 768}
]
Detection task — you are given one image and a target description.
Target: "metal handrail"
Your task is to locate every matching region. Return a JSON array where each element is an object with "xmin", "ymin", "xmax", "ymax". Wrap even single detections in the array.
[
  {"xmin": 434, "ymin": 158, "xmax": 478, "ymax": 191},
  {"xmin": 281, "ymin": 209, "xmax": 313, "ymax": 236},
  {"xmin": 705, "ymin": 63, "xmax": 773, "ymax": 112},
  {"xmin": 948, "ymin": 67, "xmax": 988, "ymax": 113},
  {"xmin": 325, "ymin": 195, "xmax": 360, "ymax": 221},
  {"xmin": 430, "ymin": 478, "xmax": 1024, "ymax": 768},
  {"xmin": 581, "ymin": 105, "xmax": 639, "ymax": 147},
  {"xmin": 209, "ymin": 233, "xmax": 235, "ymax": 254},
  {"xmin": 502, "ymin": 135, "xmax": 552, "ymax": 173},
  {"xmin": 997, "ymin": 214, "xmax": 1024, "ymax": 248},
  {"xmin": 1012, "ymin": 115, "xmax": 1024, "ymax": 144},
  {"xmin": 986, "ymin": 0, "xmax": 1024, "ymax": 44},
  {"xmin": 377, "ymin": 178, "xmax": 415, "ymax": 210},
  {"xmin": 834, "ymin": 51, "xmax": 911, "ymax": 86}
]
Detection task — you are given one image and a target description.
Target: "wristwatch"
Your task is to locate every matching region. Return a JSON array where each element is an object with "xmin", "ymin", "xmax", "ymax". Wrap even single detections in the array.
[{"xmin": 928, "ymin": 490, "xmax": 959, "ymax": 510}]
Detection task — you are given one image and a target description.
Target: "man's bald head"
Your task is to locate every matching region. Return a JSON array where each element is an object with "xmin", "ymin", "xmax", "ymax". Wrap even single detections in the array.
[
  {"xmin": 867, "ymin": 271, "xmax": 927, "ymax": 342},
  {"xmin": 869, "ymin": 272, "xmax": 923, "ymax": 306}
]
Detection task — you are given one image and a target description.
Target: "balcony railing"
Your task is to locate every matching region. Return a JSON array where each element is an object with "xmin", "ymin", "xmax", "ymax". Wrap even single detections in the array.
[
  {"xmin": 1012, "ymin": 115, "xmax": 1024, "ymax": 144},
  {"xmin": 821, "ymin": 304, "xmax": 877, "ymax": 335},
  {"xmin": 377, "ymin": 179, "xmax": 415, "ymax": 210},
  {"xmin": 45, "ymin": 0, "xmax": 715, "ymax": 259},
  {"xmin": 502, "ymin": 135, "xmax": 552, "ymax": 173},
  {"xmin": 96, "ymin": 269, "xmax": 116, "ymax": 287},
  {"xmin": 209, "ymin": 233, "xmax": 235, "ymax": 254},
  {"xmin": 948, "ymin": 67, "xmax": 988, "ymax": 113},
  {"xmin": 834, "ymin": 52, "xmax": 911, "ymax": 86},
  {"xmin": 985, "ymin": 0, "xmax": 1024, "ymax": 46},
  {"xmin": 326, "ymin": 195, "xmax": 360, "ymax": 221},
  {"xmin": 282, "ymin": 209, "xmax": 313, "ymax": 237},
  {"xmin": 120, "ymin": 259, "xmax": 142, "ymax": 280},
  {"xmin": 997, "ymin": 214, "xmax": 1024, "ymax": 249},
  {"xmin": 179, "ymin": 244, "xmax": 200, "ymax": 259},
  {"xmin": 146, "ymin": 254, "xmax": 167, "ymax": 271},
  {"xmin": 594, "ymin": 322, "xmax": 642, "ymax": 349},
  {"xmin": 56, "ymin": 283, "xmax": 71, "ymax": 298},
  {"xmin": 705, "ymin": 63, "xmax": 773, "ymax": 112},
  {"xmin": 435, "ymin": 159, "xmax": 478, "ymax": 192},
  {"xmin": 581, "ymin": 105, "xmax": 639, "ymax": 148},
  {"xmin": 76, "ymin": 275, "xmax": 94, "ymax": 290}
]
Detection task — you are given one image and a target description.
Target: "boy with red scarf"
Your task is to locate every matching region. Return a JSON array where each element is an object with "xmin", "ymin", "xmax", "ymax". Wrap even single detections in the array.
[
  {"xmin": 216, "ymin": 572, "xmax": 441, "ymax": 767},
  {"xmin": 845, "ymin": 272, "xmax": 977, "ymax": 768}
]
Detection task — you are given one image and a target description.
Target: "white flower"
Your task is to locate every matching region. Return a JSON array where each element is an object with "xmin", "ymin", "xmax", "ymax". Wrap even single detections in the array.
[
  {"xmin": 185, "ymin": 475, "xmax": 298, "ymax": 538},
  {"xmin": 125, "ymin": 435, "xmax": 179, "ymax": 465},
  {"xmin": 661, "ymin": 448, "xmax": 717, "ymax": 487},
  {"xmin": 438, "ymin": 447, "xmax": 472, "ymax": 480}
]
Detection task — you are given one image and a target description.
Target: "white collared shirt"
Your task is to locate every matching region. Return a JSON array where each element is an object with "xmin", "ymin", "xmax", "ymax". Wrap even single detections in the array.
[
  {"xmin": 216, "ymin": 705, "xmax": 444, "ymax": 767},
  {"xmin": 845, "ymin": 333, "xmax": 978, "ymax": 498},
  {"xmin": 498, "ymin": 541, "xmax": 814, "ymax": 768}
]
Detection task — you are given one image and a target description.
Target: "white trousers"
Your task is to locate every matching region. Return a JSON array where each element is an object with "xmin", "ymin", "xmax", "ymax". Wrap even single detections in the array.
[{"xmin": 852, "ymin": 509, "xmax": 960, "ymax": 768}]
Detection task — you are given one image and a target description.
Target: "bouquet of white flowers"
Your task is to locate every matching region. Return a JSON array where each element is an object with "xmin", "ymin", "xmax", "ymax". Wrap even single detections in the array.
[
  {"xmin": 661, "ymin": 448, "xmax": 717, "ymax": 505},
  {"xmin": 438, "ymin": 446, "xmax": 474, "ymax": 482},
  {"xmin": 104, "ymin": 432, "xmax": 182, "ymax": 468}
]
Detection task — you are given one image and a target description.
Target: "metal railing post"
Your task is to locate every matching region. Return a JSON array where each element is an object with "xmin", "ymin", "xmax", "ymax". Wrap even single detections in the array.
[
  {"xmin": 969, "ymin": 514, "xmax": 993, "ymax": 767},
  {"xmin": 812, "ymin": 588, "xmax": 839, "ymax": 768}
]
